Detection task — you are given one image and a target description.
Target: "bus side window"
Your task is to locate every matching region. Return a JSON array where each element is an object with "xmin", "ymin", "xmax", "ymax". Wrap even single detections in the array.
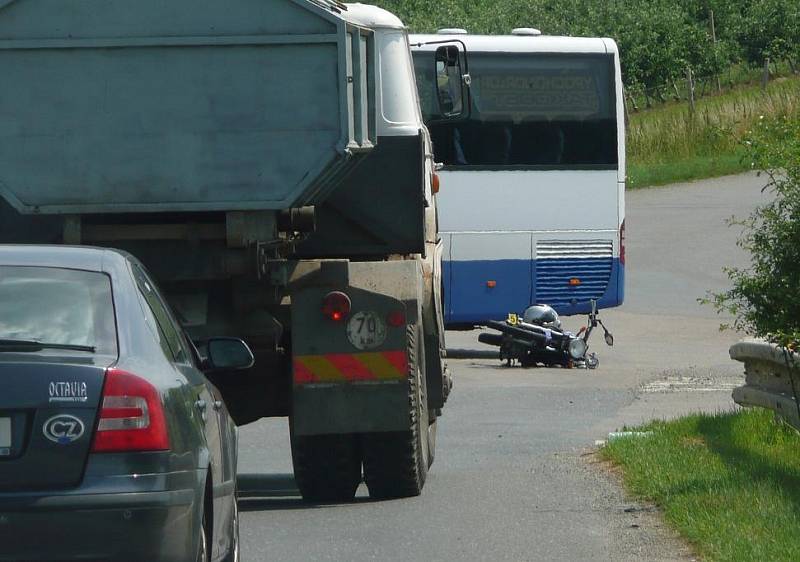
[
  {"xmin": 510, "ymin": 121, "xmax": 565, "ymax": 166},
  {"xmin": 430, "ymin": 124, "xmax": 456, "ymax": 165},
  {"xmin": 481, "ymin": 123, "xmax": 513, "ymax": 165}
]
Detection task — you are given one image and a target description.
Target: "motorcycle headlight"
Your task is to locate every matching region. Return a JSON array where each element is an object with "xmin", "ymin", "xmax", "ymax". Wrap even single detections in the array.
[{"xmin": 568, "ymin": 338, "xmax": 588, "ymax": 360}]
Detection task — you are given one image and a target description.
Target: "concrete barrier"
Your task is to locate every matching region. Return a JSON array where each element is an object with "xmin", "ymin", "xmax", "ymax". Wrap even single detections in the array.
[{"xmin": 730, "ymin": 340, "xmax": 800, "ymax": 430}]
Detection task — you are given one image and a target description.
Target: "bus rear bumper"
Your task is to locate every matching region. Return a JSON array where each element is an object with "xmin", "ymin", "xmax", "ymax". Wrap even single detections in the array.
[{"xmin": 443, "ymin": 257, "xmax": 624, "ymax": 325}]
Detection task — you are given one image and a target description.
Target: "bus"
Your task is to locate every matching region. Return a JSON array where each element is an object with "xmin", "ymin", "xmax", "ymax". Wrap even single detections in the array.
[{"xmin": 410, "ymin": 30, "xmax": 626, "ymax": 328}]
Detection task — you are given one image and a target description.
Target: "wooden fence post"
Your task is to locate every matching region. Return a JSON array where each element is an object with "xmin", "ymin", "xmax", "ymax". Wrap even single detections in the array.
[
  {"xmin": 671, "ymin": 80, "xmax": 681, "ymax": 101},
  {"xmin": 686, "ymin": 68, "xmax": 695, "ymax": 114},
  {"xmin": 761, "ymin": 57, "xmax": 771, "ymax": 90},
  {"xmin": 623, "ymin": 86, "xmax": 631, "ymax": 124},
  {"xmin": 629, "ymin": 88, "xmax": 639, "ymax": 111},
  {"xmin": 710, "ymin": 10, "xmax": 722, "ymax": 93}
]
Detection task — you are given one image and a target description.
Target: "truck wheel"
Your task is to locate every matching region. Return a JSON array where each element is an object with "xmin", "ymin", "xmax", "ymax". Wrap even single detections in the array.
[
  {"xmin": 221, "ymin": 490, "xmax": 239, "ymax": 562},
  {"xmin": 362, "ymin": 326, "xmax": 428, "ymax": 499},
  {"xmin": 427, "ymin": 418, "xmax": 437, "ymax": 469},
  {"xmin": 290, "ymin": 428, "xmax": 362, "ymax": 503},
  {"xmin": 196, "ymin": 498, "xmax": 209, "ymax": 562}
]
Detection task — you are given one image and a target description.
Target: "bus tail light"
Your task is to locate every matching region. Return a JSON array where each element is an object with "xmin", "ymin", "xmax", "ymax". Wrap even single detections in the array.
[
  {"xmin": 619, "ymin": 219, "xmax": 626, "ymax": 266},
  {"xmin": 91, "ymin": 368, "xmax": 170, "ymax": 453},
  {"xmin": 432, "ymin": 173, "xmax": 440, "ymax": 194}
]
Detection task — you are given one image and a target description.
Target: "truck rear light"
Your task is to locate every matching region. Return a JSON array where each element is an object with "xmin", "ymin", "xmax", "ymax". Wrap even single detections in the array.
[
  {"xmin": 387, "ymin": 309, "xmax": 406, "ymax": 328},
  {"xmin": 619, "ymin": 219, "xmax": 626, "ymax": 266},
  {"xmin": 91, "ymin": 368, "xmax": 170, "ymax": 453},
  {"xmin": 432, "ymin": 173, "xmax": 441, "ymax": 194},
  {"xmin": 322, "ymin": 291, "xmax": 351, "ymax": 322}
]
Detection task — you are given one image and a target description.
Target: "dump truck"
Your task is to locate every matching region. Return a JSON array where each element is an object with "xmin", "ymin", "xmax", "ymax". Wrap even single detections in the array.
[{"xmin": 0, "ymin": 0, "xmax": 469, "ymax": 500}]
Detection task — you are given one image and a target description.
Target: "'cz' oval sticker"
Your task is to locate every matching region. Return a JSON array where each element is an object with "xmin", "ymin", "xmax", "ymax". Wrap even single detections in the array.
[{"xmin": 43, "ymin": 415, "xmax": 85, "ymax": 445}]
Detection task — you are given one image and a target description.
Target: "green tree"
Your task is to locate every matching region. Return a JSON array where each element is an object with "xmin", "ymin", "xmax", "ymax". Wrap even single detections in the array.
[{"xmin": 373, "ymin": 0, "xmax": 798, "ymax": 86}]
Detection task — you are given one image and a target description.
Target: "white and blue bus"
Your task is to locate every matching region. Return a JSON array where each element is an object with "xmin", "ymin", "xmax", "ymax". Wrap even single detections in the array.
[{"xmin": 411, "ymin": 30, "xmax": 626, "ymax": 327}]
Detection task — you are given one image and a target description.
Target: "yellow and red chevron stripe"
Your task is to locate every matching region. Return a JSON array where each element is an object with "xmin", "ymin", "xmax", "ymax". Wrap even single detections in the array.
[{"xmin": 293, "ymin": 351, "xmax": 408, "ymax": 384}]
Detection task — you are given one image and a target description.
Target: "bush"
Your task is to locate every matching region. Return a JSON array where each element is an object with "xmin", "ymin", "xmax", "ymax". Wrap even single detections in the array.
[{"xmin": 707, "ymin": 116, "xmax": 800, "ymax": 345}]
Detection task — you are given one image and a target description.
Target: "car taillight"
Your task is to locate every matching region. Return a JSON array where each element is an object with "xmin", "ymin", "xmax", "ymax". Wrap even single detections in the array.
[
  {"xmin": 619, "ymin": 219, "xmax": 626, "ymax": 266},
  {"xmin": 322, "ymin": 291, "xmax": 351, "ymax": 322},
  {"xmin": 91, "ymin": 368, "xmax": 170, "ymax": 453}
]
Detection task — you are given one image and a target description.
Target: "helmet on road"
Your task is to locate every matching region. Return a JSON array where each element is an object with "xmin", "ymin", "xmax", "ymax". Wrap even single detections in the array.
[{"xmin": 522, "ymin": 304, "xmax": 561, "ymax": 330}]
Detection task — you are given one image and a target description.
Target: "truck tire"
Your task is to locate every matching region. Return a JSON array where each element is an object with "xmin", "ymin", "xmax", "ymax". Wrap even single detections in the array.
[
  {"xmin": 362, "ymin": 325, "xmax": 429, "ymax": 499},
  {"xmin": 427, "ymin": 418, "xmax": 437, "ymax": 469},
  {"xmin": 196, "ymin": 492, "xmax": 210, "ymax": 562},
  {"xmin": 290, "ymin": 428, "xmax": 361, "ymax": 503},
  {"xmin": 221, "ymin": 488, "xmax": 240, "ymax": 562}
]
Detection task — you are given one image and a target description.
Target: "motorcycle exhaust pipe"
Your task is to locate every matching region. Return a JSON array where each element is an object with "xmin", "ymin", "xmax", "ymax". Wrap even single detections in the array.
[
  {"xmin": 478, "ymin": 333, "xmax": 539, "ymax": 351},
  {"xmin": 478, "ymin": 333, "xmax": 504, "ymax": 347}
]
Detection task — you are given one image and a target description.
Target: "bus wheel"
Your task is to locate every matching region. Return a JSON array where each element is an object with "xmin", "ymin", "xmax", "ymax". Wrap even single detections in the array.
[
  {"xmin": 362, "ymin": 326, "xmax": 428, "ymax": 499},
  {"xmin": 290, "ymin": 428, "xmax": 362, "ymax": 503}
]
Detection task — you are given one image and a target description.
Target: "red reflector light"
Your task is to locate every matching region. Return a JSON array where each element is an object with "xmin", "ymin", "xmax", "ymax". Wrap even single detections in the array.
[
  {"xmin": 102, "ymin": 406, "xmax": 144, "ymax": 419},
  {"xmin": 91, "ymin": 368, "xmax": 170, "ymax": 453},
  {"xmin": 620, "ymin": 219, "xmax": 626, "ymax": 266},
  {"xmin": 569, "ymin": 278, "xmax": 582, "ymax": 286},
  {"xmin": 322, "ymin": 291, "xmax": 351, "ymax": 322},
  {"xmin": 486, "ymin": 280, "xmax": 497, "ymax": 288},
  {"xmin": 432, "ymin": 173, "xmax": 441, "ymax": 194},
  {"xmin": 387, "ymin": 310, "xmax": 406, "ymax": 328}
]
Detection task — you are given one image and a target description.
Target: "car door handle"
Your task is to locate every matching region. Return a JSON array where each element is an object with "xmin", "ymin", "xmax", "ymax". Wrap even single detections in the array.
[{"xmin": 213, "ymin": 400, "xmax": 223, "ymax": 411}]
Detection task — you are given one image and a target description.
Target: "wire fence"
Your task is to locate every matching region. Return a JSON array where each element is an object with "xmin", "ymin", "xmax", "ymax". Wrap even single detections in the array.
[{"xmin": 624, "ymin": 59, "xmax": 799, "ymax": 113}]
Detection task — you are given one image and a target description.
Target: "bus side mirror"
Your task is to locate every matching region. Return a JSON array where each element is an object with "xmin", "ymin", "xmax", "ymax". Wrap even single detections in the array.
[{"xmin": 434, "ymin": 45, "xmax": 470, "ymax": 121}]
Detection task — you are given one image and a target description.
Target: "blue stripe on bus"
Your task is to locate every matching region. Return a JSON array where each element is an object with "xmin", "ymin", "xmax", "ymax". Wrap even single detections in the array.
[{"xmin": 443, "ymin": 257, "xmax": 624, "ymax": 325}]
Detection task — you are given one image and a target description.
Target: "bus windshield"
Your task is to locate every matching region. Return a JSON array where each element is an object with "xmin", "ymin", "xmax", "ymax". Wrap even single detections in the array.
[{"xmin": 414, "ymin": 52, "xmax": 618, "ymax": 169}]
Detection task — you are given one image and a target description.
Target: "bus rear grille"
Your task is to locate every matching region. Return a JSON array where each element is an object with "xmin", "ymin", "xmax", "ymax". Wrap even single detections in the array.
[{"xmin": 535, "ymin": 240, "xmax": 613, "ymax": 306}]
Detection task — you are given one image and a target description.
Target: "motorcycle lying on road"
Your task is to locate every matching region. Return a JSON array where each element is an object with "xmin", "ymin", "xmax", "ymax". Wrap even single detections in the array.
[{"xmin": 478, "ymin": 300, "xmax": 614, "ymax": 369}]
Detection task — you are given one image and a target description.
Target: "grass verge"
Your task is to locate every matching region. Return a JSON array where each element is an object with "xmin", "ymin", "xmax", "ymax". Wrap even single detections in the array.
[
  {"xmin": 628, "ymin": 75, "xmax": 800, "ymax": 188},
  {"xmin": 601, "ymin": 408, "xmax": 800, "ymax": 561},
  {"xmin": 628, "ymin": 152, "xmax": 746, "ymax": 189}
]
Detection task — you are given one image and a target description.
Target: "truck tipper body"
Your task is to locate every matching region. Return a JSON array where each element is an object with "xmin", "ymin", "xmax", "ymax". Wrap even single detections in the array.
[{"xmin": 0, "ymin": 0, "xmax": 467, "ymax": 500}]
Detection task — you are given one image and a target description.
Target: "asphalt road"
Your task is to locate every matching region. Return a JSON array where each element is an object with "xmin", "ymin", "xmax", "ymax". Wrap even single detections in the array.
[{"xmin": 237, "ymin": 173, "xmax": 771, "ymax": 561}]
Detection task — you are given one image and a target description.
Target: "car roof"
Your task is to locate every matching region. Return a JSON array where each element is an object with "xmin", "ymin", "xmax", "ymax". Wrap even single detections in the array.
[{"xmin": 0, "ymin": 244, "xmax": 130, "ymax": 273}]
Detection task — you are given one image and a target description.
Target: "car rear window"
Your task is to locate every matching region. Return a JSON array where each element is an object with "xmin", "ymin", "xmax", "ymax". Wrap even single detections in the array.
[{"xmin": 0, "ymin": 266, "xmax": 117, "ymax": 355}]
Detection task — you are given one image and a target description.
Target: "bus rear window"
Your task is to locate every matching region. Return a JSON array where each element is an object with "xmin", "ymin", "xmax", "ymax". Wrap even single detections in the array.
[{"xmin": 415, "ymin": 52, "xmax": 618, "ymax": 169}]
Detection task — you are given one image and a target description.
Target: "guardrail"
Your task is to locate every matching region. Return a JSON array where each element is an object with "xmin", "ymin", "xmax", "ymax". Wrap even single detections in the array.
[{"xmin": 730, "ymin": 340, "xmax": 800, "ymax": 430}]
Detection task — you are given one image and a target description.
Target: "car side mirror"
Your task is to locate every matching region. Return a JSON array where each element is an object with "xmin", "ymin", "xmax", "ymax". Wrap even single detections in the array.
[
  {"xmin": 433, "ymin": 44, "xmax": 470, "ymax": 121},
  {"xmin": 204, "ymin": 337, "xmax": 255, "ymax": 372}
]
